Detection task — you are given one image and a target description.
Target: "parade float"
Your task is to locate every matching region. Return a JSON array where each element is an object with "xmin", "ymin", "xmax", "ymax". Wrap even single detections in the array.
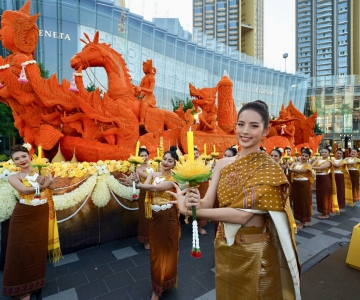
[{"xmin": 0, "ymin": 1, "xmax": 322, "ymax": 263}]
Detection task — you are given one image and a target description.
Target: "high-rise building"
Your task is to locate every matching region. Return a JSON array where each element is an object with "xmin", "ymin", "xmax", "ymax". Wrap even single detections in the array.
[
  {"xmin": 193, "ymin": 0, "xmax": 264, "ymax": 60},
  {"xmin": 296, "ymin": 0, "xmax": 360, "ymax": 79}
]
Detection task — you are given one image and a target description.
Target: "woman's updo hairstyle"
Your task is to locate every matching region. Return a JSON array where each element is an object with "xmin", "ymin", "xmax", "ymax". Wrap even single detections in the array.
[
  {"xmin": 138, "ymin": 146, "xmax": 149, "ymax": 156},
  {"xmin": 322, "ymin": 147, "xmax": 331, "ymax": 153},
  {"xmin": 164, "ymin": 150, "xmax": 179, "ymax": 163},
  {"xmin": 169, "ymin": 146, "xmax": 178, "ymax": 152},
  {"xmin": 238, "ymin": 100, "xmax": 270, "ymax": 127},
  {"xmin": 10, "ymin": 144, "xmax": 30, "ymax": 157},
  {"xmin": 225, "ymin": 145, "xmax": 238, "ymax": 156},
  {"xmin": 301, "ymin": 147, "xmax": 311, "ymax": 157},
  {"xmin": 272, "ymin": 148, "xmax": 282, "ymax": 157}
]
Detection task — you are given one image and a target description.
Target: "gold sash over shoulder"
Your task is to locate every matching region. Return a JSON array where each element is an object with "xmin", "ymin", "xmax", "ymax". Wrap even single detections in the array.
[{"xmin": 216, "ymin": 152, "xmax": 301, "ymax": 300}]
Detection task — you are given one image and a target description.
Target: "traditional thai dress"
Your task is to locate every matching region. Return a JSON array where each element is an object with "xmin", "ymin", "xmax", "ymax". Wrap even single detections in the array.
[
  {"xmin": 345, "ymin": 157, "xmax": 360, "ymax": 203},
  {"xmin": 145, "ymin": 174, "xmax": 180, "ymax": 297},
  {"xmin": 333, "ymin": 159, "xmax": 353, "ymax": 208},
  {"xmin": 313, "ymin": 158, "xmax": 339, "ymax": 215},
  {"xmin": 137, "ymin": 167, "xmax": 154, "ymax": 244},
  {"xmin": 215, "ymin": 152, "xmax": 300, "ymax": 300},
  {"xmin": 290, "ymin": 163, "xmax": 314, "ymax": 225},
  {"xmin": 2, "ymin": 175, "xmax": 56, "ymax": 299}
]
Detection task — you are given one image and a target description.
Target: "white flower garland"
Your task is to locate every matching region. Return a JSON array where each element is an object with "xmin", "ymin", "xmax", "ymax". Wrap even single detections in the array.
[
  {"xmin": 0, "ymin": 64, "xmax": 10, "ymax": 70},
  {"xmin": 53, "ymin": 175, "xmax": 97, "ymax": 210},
  {"xmin": 107, "ymin": 175, "xmax": 139, "ymax": 201},
  {"xmin": 92, "ymin": 175, "xmax": 111, "ymax": 207},
  {"xmin": 0, "ymin": 181, "xmax": 18, "ymax": 222},
  {"xmin": 0, "ymin": 171, "xmax": 140, "ymax": 220}
]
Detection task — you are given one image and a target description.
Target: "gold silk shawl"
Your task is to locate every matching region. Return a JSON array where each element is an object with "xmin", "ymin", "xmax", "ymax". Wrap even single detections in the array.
[
  {"xmin": 144, "ymin": 174, "xmax": 176, "ymax": 218},
  {"xmin": 21, "ymin": 175, "xmax": 62, "ymax": 263},
  {"xmin": 313, "ymin": 158, "xmax": 340, "ymax": 214},
  {"xmin": 217, "ymin": 152, "xmax": 301, "ymax": 299},
  {"xmin": 333, "ymin": 159, "xmax": 353, "ymax": 206},
  {"xmin": 291, "ymin": 163, "xmax": 314, "ymax": 189}
]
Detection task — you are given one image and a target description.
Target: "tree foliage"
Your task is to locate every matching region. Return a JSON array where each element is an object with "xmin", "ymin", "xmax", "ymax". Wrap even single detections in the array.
[
  {"xmin": 37, "ymin": 62, "xmax": 50, "ymax": 79},
  {"xmin": 0, "ymin": 103, "xmax": 18, "ymax": 137},
  {"xmin": 86, "ymin": 84, "xmax": 96, "ymax": 92},
  {"xmin": 171, "ymin": 97, "xmax": 194, "ymax": 112}
]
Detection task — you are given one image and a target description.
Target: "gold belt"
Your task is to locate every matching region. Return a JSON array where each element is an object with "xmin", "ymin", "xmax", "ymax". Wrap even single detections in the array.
[{"xmin": 235, "ymin": 227, "xmax": 270, "ymax": 244}]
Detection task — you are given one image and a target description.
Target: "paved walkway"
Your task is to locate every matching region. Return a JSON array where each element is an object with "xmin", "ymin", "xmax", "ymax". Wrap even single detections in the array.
[{"xmin": 0, "ymin": 194, "xmax": 359, "ymax": 300}]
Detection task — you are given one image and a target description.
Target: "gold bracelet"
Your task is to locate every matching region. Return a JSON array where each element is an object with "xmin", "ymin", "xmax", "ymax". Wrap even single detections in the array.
[{"xmin": 184, "ymin": 209, "xmax": 189, "ymax": 224}]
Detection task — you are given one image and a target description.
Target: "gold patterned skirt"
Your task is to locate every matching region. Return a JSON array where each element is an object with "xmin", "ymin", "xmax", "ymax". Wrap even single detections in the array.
[{"xmin": 214, "ymin": 223, "xmax": 282, "ymax": 300}]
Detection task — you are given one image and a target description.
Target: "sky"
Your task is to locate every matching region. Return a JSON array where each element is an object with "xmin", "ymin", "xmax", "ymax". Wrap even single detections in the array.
[{"xmin": 125, "ymin": 0, "xmax": 295, "ymax": 73}]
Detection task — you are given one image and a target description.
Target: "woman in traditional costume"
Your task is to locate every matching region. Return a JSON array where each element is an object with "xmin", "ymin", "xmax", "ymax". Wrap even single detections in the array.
[
  {"xmin": 2, "ymin": 145, "xmax": 57, "ymax": 300},
  {"xmin": 129, "ymin": 151, "xmax": 179, "ymax": 300},
  {"xmin": 345, "ymin": 148, "xmax": 360, "ymax": 204},
  {"xmin": 136, "ymin": 146, "xmax": 155, "ymax": 249},
  {"xmin": 194, "ymin": 146, "xmax": 200, "ymax": 159},
  {"xmin": 333, "ymin": 149, "xmax": 353, "ymax": 208},
  {"xmin": 223, "ymin": 145, "xmax": 238, "ymax": 158},
  {"xmin": 270, "ymin": 148, "xmax": 283, "ymax": 165},
  {"xmin": 312, "ymin": 147, "xmax": 338, "ymax": 219},
  {"xmin": 170, "ymin": 100, "xmax": 300, "ymax": 300},
  {"xmin": 289, "ymin": 147, "xmax": 314, "ymax": 230}
]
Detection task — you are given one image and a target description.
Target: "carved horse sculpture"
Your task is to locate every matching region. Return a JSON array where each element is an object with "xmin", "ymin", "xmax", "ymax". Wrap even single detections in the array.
[{"xmin": 70, "ymin": 31, "xmax": 184, "ymax": 135}]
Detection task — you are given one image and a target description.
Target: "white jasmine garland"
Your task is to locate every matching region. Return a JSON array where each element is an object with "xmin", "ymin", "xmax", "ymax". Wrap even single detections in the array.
[
  {"xmin": 0, "ymin": 181, "xmax": 18, "ymax": 222},
  {"xmin": 92, "ymin": 175, "xmax": 111, "ymax": 207},
  {"xmin": 106, "ymin": 175, "xmax": 139, "ymax": 201},
  {"xmin": 53, "ymin": 175, "xmax": 97, "ymax": 210}
]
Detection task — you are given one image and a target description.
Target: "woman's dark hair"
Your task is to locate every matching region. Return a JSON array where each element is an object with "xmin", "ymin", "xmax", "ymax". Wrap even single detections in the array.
[
  {"xmin": 225, "ymin": 147, "xmax": 237, "ymax": 156},
  {"xmin": 237, "ymin": 100, "xmax": 270, "ymax": 127},
  {"xmin": 164, "ymin": 150, "xmax": 179, "ymax": 162},
  {"xmin": 271, "ymin": 148, "xmax": 282, "ymax": 157},
  {"xmin": 260, "ymin": 146, "xmax": 267, "ymax": 151},
  {"xmin": 352, "ymin": 148, "xmax": 358, "ymax": 152},
  {"xmin": 138, "ymin": 147, "xmax": 149, "ymax": 156},
  {"xmin": 285, "ymin": 146, "xmax": 291, "ymax": 151},
  {"xmin": 322, "ymin": 147, "xmax": 330, "ymax": 153},
  {"xmin": 336, "ymin": 148, "xmax": 344, "ymax": 153},
  {"xmin": 301, "ymin": 147, "xmax": 311, "ymax": 157},
  {"xmin": 169, "ymin": 146, "xmax": 178, "ymax": 152},
  {"xmin": 194, "ymin": 146, "xmax": 198, "ymax": 151},
  {"xmin": 10, "ymin": 144, "xmax": 30, "ymax": 157}
]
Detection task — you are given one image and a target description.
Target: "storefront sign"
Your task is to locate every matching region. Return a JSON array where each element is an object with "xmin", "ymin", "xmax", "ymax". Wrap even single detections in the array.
[
  {"xmin": 39, "ymin": 30, "xmax": 71, "ymax": 41},
  {"xmin": 255, "ymin": 85, "xmax": 275, "ymax": 95}
]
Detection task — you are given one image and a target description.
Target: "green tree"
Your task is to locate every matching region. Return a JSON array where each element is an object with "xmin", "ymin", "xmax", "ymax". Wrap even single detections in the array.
[
  {"xmin": 86, "ymin": 84, "xmax": 96, "ymax": 92},
  {"xmin": 0, "ymin": 103, "xmax": 18, "ymax": 137},
  {"xmin": 314, "ymin": 122, "xmax": 322, "ymax": 135},
  {"xmin": 37, "ymin": 62, "xmax": 50, "ymax": 79},
  {"xmin": 171, "ymin": 97, "xmax": 194, "ymax": 112}
]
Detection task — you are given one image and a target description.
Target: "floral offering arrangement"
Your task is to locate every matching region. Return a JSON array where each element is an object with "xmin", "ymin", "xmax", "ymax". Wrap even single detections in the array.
[
  {"xmin": 172, "ymin": 129, "xmax": 212, "ymax": 258},
  {"xmin": 0, "ymin": 159, "xmax": 142, "ymax": 222}
]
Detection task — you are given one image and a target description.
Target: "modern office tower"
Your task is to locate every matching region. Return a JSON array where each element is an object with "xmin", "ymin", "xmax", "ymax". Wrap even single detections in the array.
[
  {"xmin": 193, "ymin": 0, "xmax": 264, "ymax": 60},
  {"xmin": 296, "ymin": 0, "xmax": 360, "ymax": 79}
]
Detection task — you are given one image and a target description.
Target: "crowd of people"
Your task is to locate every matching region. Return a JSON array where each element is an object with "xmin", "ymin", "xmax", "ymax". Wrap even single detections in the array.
[{"xmin": 10, "ymin": 100, "xmax": 360, "ymax": 299}]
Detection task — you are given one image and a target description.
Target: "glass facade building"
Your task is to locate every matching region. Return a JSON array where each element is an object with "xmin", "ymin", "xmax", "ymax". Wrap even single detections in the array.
[
  {"xmin": 305, "ymin": 75, "xmax": 360, "ymax": 148},
  {"xmin": 0, "ymin": 0, "xmax": 307, "ymax": 117}
]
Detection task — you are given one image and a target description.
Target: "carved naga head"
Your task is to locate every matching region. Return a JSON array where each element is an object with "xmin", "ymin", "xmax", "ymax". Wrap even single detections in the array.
[{"xmin": 0, "ymin": 0, "xmax": 39, "ymax": 55}]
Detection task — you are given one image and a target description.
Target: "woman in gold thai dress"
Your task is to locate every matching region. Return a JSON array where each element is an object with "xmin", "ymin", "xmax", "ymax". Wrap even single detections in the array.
[
  {"xmin": 312, "ymin": 147, "xmax": 338, "ymax": 219},
  {"xmin": 170, "ymin": 101, "xmax": 300, "ymax": 300},
  {"xmin": 289, "ymin": 147, "xmax": 314, "ymax": 230},
  {"xmin": 136, "ymin": 146, "xmax": 155, "ymax": 249},
  {"xmin": 2, "ymin": 145, "xmax": 55, "ymax": 300},
  {"xmin": 333, "ymin": 149, "xmax": 353, "ymax": 208},
  {"xmin": 131, "ymin": 151, "xmax": 180, "ymax": 300},
  {"xmin": 345, "ymin": 148, "xmax": 360, "ymax": 204}
]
